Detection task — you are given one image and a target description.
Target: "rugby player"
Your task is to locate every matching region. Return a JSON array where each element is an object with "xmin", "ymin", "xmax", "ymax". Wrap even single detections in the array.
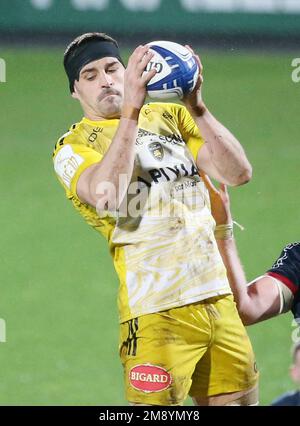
[
  {"xmin": 202, "ymin": 174, "xmax": 299, "ymax": 325},
  {"xmin": 52, "ymin": 32, "xmax": 258, "ymax": 405}
]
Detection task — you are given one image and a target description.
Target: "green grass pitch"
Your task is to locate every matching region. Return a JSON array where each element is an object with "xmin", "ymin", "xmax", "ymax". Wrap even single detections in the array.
[{"xmin": 0, "ymin": 47, "xmax": 299, "ymax": 405}]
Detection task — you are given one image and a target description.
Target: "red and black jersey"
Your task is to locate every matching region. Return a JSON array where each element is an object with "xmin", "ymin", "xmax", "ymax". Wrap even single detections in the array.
[{"xmin": 267, "ymin": 242, "xmax": 300, "ymax": 321}]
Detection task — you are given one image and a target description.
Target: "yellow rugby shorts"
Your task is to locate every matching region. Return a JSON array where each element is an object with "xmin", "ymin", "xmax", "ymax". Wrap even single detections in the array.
[{"xmin": 119, "ymin": 294, "xmax": 258, "ymax": 405}]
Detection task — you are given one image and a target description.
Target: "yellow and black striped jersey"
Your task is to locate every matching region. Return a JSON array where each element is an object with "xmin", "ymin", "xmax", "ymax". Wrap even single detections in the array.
[{"xmin": 53, "ymin": 102, "xmax": 231, "ymax": 323}]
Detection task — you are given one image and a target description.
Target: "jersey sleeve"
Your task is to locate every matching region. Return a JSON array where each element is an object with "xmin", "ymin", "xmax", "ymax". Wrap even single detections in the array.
[
  {"xmin": 53, "ymin": 142, "xmax": 102, "ymax": 198},
  {"xmin": 266, "ymin": 242, "xmax": 300, "ymax": 296},
  {"xmin": 177, "ymin": 105, "xmax": 205, "ymax": 162},
  {"xmin": 266, "ymin": 242, "xmax": 300, "ymax": 322}
]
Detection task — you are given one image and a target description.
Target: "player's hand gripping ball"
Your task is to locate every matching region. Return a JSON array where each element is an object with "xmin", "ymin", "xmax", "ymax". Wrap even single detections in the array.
[{"xmin": 145, "ymin": 41, "xmax": 199, "ymax": 99}]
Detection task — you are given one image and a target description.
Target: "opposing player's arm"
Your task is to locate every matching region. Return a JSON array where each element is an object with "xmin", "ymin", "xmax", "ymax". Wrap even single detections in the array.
[
  {"xmin": 201, "ymin": 174, "xmax": 293, "ymax": 325},
  {"xmin": 217, "ymin": 239, "xmax": 282, "ymax": 325},
  {"xmin": 76, "ymin": 46, "xmax": 157, "ymax": 211},
  {"xmin": 182, "ymin": 47, "xmax": 252, "ymax": 187}
]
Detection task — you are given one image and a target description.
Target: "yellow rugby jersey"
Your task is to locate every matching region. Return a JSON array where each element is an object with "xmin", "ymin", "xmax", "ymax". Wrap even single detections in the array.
[{"xmin": 53, "ymin": 102, "xmax": 231, "ymax": 323}]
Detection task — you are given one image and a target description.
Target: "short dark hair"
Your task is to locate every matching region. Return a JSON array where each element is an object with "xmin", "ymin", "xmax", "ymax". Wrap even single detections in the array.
[
  {"xmin": 63, "ymin": 32, "xmax": 123, "ymax": 92},
  {"xmin": 64, "ymin": 32, "xmax": 119, "ymax": 65}
]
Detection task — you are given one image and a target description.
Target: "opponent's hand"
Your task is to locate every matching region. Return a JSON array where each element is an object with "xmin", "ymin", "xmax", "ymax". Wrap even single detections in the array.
[
  {"xmin": 123, "ymin": 45, "xmax": 157, "ymax": 111},
  {"xmin": 200, "ymin": 173, "xmax": 232, "ymax": 225},
  {"xmin": 182, "ymin": 45, "xmax": 204, "ymax": 112}
]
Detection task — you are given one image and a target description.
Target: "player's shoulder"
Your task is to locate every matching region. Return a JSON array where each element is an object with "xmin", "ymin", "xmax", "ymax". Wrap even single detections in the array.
[
  {"xmin": 271, "ymin": 242, "xmax": 300, "ymax": 270},
  {"xmin": 52, "ymin": 120, "xmax": 86, "ymax": 158},
  {"xmin": 281, "ymin": 242, "xmax": 300, "ymax": 253},
  {"xmin": 267, "ymin": 241, "xmax": 300, "ymax": 295}
]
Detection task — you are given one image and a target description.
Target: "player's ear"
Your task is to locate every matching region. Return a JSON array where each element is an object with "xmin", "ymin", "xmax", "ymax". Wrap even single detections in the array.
[{"xmin": 71, "ymin": 83, "xmax": 79, "ymax": 100}]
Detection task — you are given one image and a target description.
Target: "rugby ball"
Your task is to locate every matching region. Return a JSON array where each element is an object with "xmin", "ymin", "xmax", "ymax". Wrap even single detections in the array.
[{"xmin": 145, "ymin": 41, "xmax": 199, "ymax": 100}]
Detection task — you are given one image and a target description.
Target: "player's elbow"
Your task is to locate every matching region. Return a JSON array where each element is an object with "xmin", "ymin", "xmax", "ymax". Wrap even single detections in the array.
[
  {"xmin": 239, "ymin": 310, "xmax": 257, "ymax": 326},
  {"xmin": 231, "ymin": 164, "xmax": 252, "ymax": 187},
  {"xmin": 95, "ymin": 195, "xmax": 118, "ymax": 216},
  {"xmin": 236, "ymin": 300, "xmax": 259, "ymax": 326},
  {"xmin": 240, "ymin": 164, "xmax": 252, "ymax": 185}
]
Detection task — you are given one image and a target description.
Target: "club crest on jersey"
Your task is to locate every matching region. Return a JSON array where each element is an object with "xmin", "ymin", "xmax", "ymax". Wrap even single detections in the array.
[
  {"xmin": 148, "ymin": 142, "xmax": 164, "ymax": 161},
  {"xmin": 129, "ymin": 364, "xmax": 172, "ymax": 393}
]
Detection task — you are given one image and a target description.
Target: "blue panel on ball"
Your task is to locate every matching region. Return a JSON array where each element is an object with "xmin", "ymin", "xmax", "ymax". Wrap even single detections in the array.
[{"xmin": 147, "ymin": 45, "xmax": 198, "ymax": 95}]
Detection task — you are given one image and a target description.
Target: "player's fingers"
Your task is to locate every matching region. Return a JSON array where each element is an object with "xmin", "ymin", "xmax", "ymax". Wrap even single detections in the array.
[
  {"xmin": 185, "ymin": 44, "xmax": 195, "ymax": 55},
  {"xmin": 220, "ymin": 183, "xmax": 228, "ymax": 196},
  {"xmin": 138, "ymin": 50, "xmax": 155, "ymax": 72},
  {"xmin": 196, "ymin": 56, "xmax": 203, "ymax": 77},
  {"xmin": 142, "ymin": 68, "xmax": 157, "ymax": 85},
  {"xmin": 185, "ymin": 44, "xmax": 203, "ymax": 74},
  {"xmin": 194, "ymin": 73, "xmax": 203, "ymax": 91},
  {"xmin": 219, "ymin": 184, "xmax": 230, "ymax": 204},
  {"xmin": 195, "ymin": 74, "xmax": 203, "ymax": 89},
  {"xmin": 198, "ymin": 56, "xmax": 203, "ymax": 73},
  {"xmin": 128, "ymin": 45, "xmax": 148, "ymax": 65},
  {"xmin": 220, "ymin": 183, "xmax": 227, "ymax": 193},
  {"xmin": 185, "ymin": 45, "xmax": 203, "ymax": 90},
  {"xmin": 136, "ymin": 45, "xmax": 152, "ymax": 62},
  {"xmin": 200, "ymin": 172, "xmax": 219, "ymax": 195},
  {"xmin": 129, "ymin": 45, "xmax": 144, "ymax": 58}
]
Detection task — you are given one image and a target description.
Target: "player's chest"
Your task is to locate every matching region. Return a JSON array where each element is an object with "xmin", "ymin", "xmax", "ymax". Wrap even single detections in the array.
[
  {"xmin": 92, "ymin": 126, "xmax": 194, "ymax": 166},
  {"xmin": 134, "ymin": 129, "xmax": 189, "ymax": 168}
]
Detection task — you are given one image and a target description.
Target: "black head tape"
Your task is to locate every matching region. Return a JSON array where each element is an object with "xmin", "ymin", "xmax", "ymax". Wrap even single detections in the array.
[{"xmin": 64, "ymin": 39, "xmax": 125, "ymax": 93}]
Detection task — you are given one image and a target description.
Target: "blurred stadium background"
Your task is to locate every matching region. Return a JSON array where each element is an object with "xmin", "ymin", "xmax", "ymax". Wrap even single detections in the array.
[{"xmin": 0, "ymin": 0, "xmax": 299, "ymax": 406}]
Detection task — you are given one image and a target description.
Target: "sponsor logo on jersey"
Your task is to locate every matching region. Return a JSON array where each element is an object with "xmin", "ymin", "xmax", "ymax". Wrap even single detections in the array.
[
  {"xmin": 145, "ymin": 163, "xmax": 199, "ymax": 184},
  {"xmin": 88, "ymin": 127, "xmax": 103, "ymax": 143},
  {"xmin": 129, "ymin": 364, "xmax": 172, "ymax": 393},
  {"xmin": 136, "ymin": 129, "xmax": 184, "ymax": 146},
  {"xmin": 148, "ymin": 142, "xmax": 164, "ymax": 161},
  {"xmin": 54, "ymin": 145, "xmax": 84, "ymax": 189}
]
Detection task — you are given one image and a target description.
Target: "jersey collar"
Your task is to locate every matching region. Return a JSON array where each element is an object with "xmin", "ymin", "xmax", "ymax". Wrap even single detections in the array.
[{"xmin": 82, "ymin": 116, "xmax": 120, "ymax": 126}]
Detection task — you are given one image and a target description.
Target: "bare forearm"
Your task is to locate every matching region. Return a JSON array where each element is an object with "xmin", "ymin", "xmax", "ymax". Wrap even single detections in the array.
[
  {"xmin": 89, "ymin": 117, "xmax": 138, "ymax": 210},
  {"xmin": 216, "ymin": 237, "xmax": 249, "ymax": 309},
  {"xmin": 190, "ymin": 105, "xmax": 252, "ymax": 186},
  {"xmin": 216, "ymin": 237, "xmax": 281, "ymax": 325}
]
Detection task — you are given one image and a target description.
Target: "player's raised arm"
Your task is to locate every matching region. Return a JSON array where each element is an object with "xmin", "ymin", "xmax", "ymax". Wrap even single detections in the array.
[
  {"xmin": 183, "ymin": 47, "xmax": 252, "ymax": 187},
  {"xmin": 76, "ymin": 46, "xmax": 156, "ymax": 212},
  {"xmin": 201, "ymin": 174, "xmax": 283, "ymax": 325}
]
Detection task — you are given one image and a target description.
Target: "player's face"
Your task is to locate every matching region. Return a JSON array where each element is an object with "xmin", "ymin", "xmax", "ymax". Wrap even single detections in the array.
[
  {"xmin": 290, "ymin": 349, "xmax": 300, "ymax": 384},
  {"xmin": 72, "ymin": 57, "xmax": 125, "ymax": 120}
]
